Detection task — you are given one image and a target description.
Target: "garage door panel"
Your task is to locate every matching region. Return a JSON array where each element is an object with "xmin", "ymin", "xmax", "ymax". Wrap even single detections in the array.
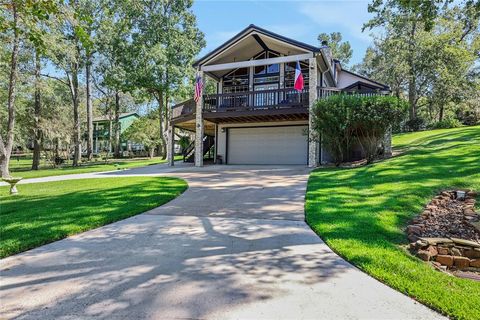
[{"xmin": 228, "ymin": 126, "xmax": 308, "ymax": 165}]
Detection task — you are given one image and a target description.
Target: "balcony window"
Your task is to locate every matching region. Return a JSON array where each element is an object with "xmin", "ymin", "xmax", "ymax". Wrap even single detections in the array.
[{"xmin": 284, "ymin": 61, "xmax": 309, "ymax": 88}]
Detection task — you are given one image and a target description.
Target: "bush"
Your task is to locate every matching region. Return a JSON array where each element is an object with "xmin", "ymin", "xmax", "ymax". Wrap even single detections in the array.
[
  {"xmin": 404, "ymin": 117, "xmax": 426, "ymax": 131},
  {"xmin": 429, "ymin": 118, "xmax": 462, "ymax": 129},
  {"xmin": 312, "ymin": 95, "xmax": 408, "ymax": 165}
]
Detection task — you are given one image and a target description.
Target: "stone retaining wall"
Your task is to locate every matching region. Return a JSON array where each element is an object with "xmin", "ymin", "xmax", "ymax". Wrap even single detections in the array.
[{"xmin": 407, "ymin": 190, "xmax": 480, "ymax": 272}]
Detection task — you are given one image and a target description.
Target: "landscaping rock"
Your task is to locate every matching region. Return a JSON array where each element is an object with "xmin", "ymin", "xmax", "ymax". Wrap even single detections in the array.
[
  {"xmin": 417, "ymin": 250, "xmax": 432, "ymax": 261},
  {"xmin": 464, "ymin": 249, "xmax": 480, "ymax": 259},
  {"xmin": 451, "ymin": 247, "xmax": 462, "ymax": 256},
  {"xmin": 454, "ymin": 257, "xmax": 470, "ymax": 269},
  {"xmin": 451, "ymin": 238, "xmax": 480, "ymax": 248},
  {"xmin": 436, "ymin": 255, "xmax": 454, "ymax": 267},
  {"xmin": 471, "ymin": 259, "xmax": 480, "ymax": 268},
  {"xmin": 406, "ymin": 189, "xmax": 480, "ymax": 279}
]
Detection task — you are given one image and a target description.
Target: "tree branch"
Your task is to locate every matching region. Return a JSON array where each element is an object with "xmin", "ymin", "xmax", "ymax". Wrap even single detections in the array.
[{"xmin": 40, "ymin": 73, "xmax": 69, "ymax": 87}]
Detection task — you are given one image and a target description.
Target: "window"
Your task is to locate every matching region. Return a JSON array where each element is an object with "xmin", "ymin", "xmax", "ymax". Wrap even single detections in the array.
[
  {"xmin": 254, "ymin": 51, "xmax": 279, "ymax": 76},
  {"xmin": 223, "ymin": 68, "xmax": 249, "ymax": 92},
  {"xmin": 284, "ymin": 61, "xmax": 309, "ymax": 88}
]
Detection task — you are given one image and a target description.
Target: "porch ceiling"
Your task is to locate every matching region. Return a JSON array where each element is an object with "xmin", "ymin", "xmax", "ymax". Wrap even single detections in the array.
[{"xmin": 174, "ymin": 119, "xmax": 216, "ymax": 136}]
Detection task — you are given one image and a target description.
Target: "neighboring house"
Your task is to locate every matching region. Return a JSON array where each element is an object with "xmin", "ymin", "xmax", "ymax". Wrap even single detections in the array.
[
  {"xmin": 168, "ymin": 25, "xmax": 389, "ymax": 167},
  {"xmin": 92, "ymin": 112, "xmax": 141, "ymax": 155}
]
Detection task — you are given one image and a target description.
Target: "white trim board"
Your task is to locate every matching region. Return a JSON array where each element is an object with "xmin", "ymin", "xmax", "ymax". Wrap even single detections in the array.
[{"xmin": 201, "ymin": 53, "xmax": 314, "ymax": 72}]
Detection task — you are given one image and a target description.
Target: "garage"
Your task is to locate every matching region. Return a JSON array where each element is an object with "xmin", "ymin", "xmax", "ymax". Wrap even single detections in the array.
[{"xmin": 227, "ymin": 126, "xmax": 308, "ymax": 165}]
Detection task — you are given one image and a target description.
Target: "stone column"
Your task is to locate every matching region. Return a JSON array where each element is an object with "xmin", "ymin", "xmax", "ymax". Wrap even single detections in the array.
[
  {"xmin": 308, "ymin": 57, "xmax": 318, "ymax": 168},
  {"xmin": 195, "ymin": 71, "xmax": 204, "ymax": 167},
  {"xmin": 167, "ymin": 123, "xmax": 175, "ymax": 166}
]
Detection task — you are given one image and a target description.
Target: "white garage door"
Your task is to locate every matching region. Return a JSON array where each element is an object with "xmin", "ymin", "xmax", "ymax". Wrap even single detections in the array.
[{"xmin": 228, "ymin": 126, "xmax": 308, "ymax": 165}]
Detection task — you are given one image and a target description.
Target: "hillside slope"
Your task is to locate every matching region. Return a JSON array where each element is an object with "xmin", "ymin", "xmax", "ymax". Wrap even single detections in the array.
[{"xmin": 306, "ymin": 126, "xmax": 480, "ymax": 320}]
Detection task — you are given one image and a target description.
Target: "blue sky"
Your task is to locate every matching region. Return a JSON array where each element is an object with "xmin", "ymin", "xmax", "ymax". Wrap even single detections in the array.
[{"xmin": 192, "ymin": 0, "xmax": 376, "ymax": 68}]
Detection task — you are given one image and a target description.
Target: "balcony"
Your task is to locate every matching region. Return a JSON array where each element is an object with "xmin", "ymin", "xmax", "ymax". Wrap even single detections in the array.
[
  {"xmin": 203, "ymin": 87, "xmax": 309, "ymax": 112},
  {"xmin": 171, "ymin": 87, "xmax": 386, "ymax": 123}
]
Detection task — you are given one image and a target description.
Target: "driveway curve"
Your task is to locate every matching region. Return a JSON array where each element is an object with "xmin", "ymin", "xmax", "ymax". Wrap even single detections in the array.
[{"xmin": 0, "ymin": 165, "xmax": 443, "ymax": 319}]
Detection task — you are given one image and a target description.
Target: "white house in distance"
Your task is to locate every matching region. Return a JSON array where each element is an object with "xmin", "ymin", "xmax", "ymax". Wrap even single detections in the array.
[{"xmin": 167, "ymin": 24, "xmax": 389, "ymax": 167}]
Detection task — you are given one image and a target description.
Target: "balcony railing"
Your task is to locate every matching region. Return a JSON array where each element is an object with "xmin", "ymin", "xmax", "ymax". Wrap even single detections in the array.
[
  {"xmin": 171, "ymin": 87, "xmax": 387, "ymax": 120},
  {"xmin": 203, "ymin": 87, "xmax": 309, "ymax": 112}
]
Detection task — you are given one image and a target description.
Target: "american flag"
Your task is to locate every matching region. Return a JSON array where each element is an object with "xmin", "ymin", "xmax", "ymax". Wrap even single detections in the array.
[{"xmin": 194, "ymin": 73, "xmax": 203, "ymax": 103}]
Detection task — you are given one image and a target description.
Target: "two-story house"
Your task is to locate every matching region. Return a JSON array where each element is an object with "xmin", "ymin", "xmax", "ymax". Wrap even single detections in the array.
[{"xmin": 167, "ymin": 25, "xmax": 389, "ymax": 167}]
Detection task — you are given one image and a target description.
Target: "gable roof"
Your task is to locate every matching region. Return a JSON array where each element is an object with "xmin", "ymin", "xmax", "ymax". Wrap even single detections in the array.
[
  {"xmin": 341, "ymin": 69, "xmax": 390, "ymax": 91},
  {"xmin": 93, "ymin": 112, "xmax": 139, "ymax": 122},
  {"xmin": 193, "ymin": 24, "xmax": 320, "ymax": 67}
]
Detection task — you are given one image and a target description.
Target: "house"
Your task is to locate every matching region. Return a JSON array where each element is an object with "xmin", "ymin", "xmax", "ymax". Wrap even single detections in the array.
[
  {"xmin": 92, "ymin": 112, "xmax": 141, "ymax": 155},
  {"xmin": 167, "ymin": 25, "xmax": 389, "ymax": 167}
]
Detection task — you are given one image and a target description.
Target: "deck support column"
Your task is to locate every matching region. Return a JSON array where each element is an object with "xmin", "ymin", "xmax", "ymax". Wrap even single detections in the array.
[
  {"xmin": 195, "ymin": 71, "xmax": 204, "ymax": 167},
  {"xmin": 308, "ymin": 57, "xmax": 318, "ymax": 168},
  {"xmin": 167, "ymin": 123, "xmax": 175, "ymax": 166}
]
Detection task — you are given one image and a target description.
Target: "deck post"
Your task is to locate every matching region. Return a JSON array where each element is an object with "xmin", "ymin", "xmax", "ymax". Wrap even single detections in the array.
[
  {"xmin": 167, "ymin": 123, "xmax": 175, "ymax": 166},
  {"xmin": 195, "ymin": 71, "xmax": 204, "ymax": 167},
  {"xmin": 308, "ymin": 57, "xmax": 318, "ymax": 168}
]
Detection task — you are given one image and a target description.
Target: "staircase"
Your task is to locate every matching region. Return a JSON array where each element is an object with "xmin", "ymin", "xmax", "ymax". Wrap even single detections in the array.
[{"xmin": 183, "ymin": 136, "xmax": 215, "ymax": 163}]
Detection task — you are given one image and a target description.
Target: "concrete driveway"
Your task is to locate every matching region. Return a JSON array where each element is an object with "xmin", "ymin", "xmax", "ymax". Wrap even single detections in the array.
[{"xmin": 0, "ymin": 165, "xmax": 443, "ymax": 319}]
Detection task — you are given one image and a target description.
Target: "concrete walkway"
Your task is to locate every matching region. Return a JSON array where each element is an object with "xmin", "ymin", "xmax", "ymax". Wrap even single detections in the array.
[{"xmin": 0, "ymin": 165, "xmax": 443, "ymax": 319}]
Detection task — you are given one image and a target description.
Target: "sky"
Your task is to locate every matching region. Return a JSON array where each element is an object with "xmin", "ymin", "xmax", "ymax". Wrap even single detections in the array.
[{"xmin": 192, "ymin": 0, "xmax": 377, "ymax": 68}]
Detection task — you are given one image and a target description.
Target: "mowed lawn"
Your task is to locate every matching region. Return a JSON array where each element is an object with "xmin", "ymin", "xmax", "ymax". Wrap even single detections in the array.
[
  {"xmin": 0, "ymin": 177, "xmax": 187, "ymax": 258},
  {"xmin": 9, "ymin": 156, "xmax": 182, "ymax": 179},
  {"xmin": 306, "ymin": 126, "xmax": 480, "ymax": 320}
]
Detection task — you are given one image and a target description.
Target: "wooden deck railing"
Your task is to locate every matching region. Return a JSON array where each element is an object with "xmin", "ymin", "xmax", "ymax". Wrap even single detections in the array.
[
  {"xmin": 203, "ymin": 87, "xmax": 309, "ymax": 112},
  {"xmin": 171, "ymin": 87, "xmax": 387, "ymax": 120}
]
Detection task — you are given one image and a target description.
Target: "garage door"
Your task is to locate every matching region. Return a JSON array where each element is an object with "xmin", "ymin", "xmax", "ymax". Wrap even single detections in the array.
[{"xmin": 228, "ymin": 126, "xmax": 308, "ymax": 165}]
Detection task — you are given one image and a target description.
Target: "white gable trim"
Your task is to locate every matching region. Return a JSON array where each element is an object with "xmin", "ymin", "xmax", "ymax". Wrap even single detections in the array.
[{"xmin": 201, "ymin": 53, "xmax": 314, "ymax": 72}]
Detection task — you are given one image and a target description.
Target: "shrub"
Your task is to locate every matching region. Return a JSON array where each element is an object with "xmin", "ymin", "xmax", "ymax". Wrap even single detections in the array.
[
  {"xmin": 312, "ymin": 94, "xmax": 408, "ymax": 165},
  {"xmin": 404, "ymin": 117, "xmax": 426, "ymax": 131},
  {"xmin": 429, "ymin": 118, "xmax": 462, "ymax": 129}
]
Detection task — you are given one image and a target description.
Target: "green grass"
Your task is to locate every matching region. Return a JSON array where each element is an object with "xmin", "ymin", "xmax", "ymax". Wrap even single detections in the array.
[
  {"xmin": 305, "ymin": 126, "xmax": 480, "ymax": 320},
  {"xmin": 9, "ymin": 156, "xmax": 182, "ymax": 179},
  {"xmin": 0, "ymin": 177, "xmax": 187, "ymax": 258}
]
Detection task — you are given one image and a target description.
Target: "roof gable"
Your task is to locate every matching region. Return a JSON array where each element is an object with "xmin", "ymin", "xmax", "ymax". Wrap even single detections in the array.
[{"xmin": 193, "ymin": 24, "xmax": 320, "ymax": 68}]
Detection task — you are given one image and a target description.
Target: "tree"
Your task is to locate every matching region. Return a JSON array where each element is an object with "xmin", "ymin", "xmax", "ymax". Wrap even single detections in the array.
[
  {"xmin": 120, "ymin": 0, "xmax": 205, "ymax": 159},
  {"xmin": 0, "ymin": 0, "xmax": 59, "ymax": 177},
  {"xmin": 318, "ymin": 32, "xmax": 353, "ymax": 65},
  {"xmin": 312, "ymin": 95, "xmax": 408, "ymax": 165},
  {"xmin": 46, "ymin": 0, "xmax": 92, "ymax": 166},
  {"xmin": 361, "ymin": 2, "xmax": 479, "ymax": 124},
  {"xmin": 122, "ymin": 117, "xmax": 160, "ymax": 158}
]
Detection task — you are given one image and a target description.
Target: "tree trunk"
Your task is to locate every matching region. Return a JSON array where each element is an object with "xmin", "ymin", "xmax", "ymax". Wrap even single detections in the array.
[
  {"xmin": 156, "ymin": 91, "xmax": 167, "ymax": 159},
  {"xmin": 72, "ymin": 66, "xmax": 81, "ymax": 166},
  {"xmin": 114, "ymin": 91, "xmax": 121, "ymax": 158},
  {"xmin": 86, "ymin": 55, "xmax": 93, "ymax": 161},
  {"xmin": 407, "ymin": 20, "xmax": 418, "ymax": 121},
  {"xmin": 0, "ymin": 5, "xmax": 19, "ymax": 178},
  {"xmin": 32, "ymin": 49, "xmax": 42, "ymax": 170},
  {"xmin": 439, "ymin": 104, "xmax": 445, "ymax": 122}
]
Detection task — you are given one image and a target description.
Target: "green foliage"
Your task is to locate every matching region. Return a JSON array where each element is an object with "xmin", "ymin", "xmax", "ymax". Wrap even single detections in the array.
[
  {"xmin": 429, "ymin": 118, "xmax": 462, "ymax": 129},
  {"xmin": 317, "ymin": 32, "xmax": 353, "ymax": 65},
  {"xmin": 360, "ymin": 1, "xmax": 480, "ymax": 126},
  {"xmin": 0, "ymin": 177, "xmax": 187, "ymax": 257},
  {"xmin": 404, "ymin": 117, "xmax": 426, "ymax": 132},
  {"xmin": 312, "ymin": 95, "xmax": 408, "ymax": 165},
  {"xmin": 178, "ymin": 135, "xmax": 191, "ymax": 152},
  {"xmin": 306, "ymin": 126, "xmax": 480, "ymax": 319},
  {"xmin": 122, "ymin": 117, "xmax": 161, "ymax": 157}
]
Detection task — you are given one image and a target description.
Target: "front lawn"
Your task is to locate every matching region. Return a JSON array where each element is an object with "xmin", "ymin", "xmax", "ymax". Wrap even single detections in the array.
[
  {"xmin": 0, "ymin": 177, "xmax": 187, "ymax": 258},
  {"xmin": 9, "ymin": 156, "xmax": 182, "ymax": 180},
  {"xmin": 306, "ymin": 126, "xmax": 480, "ymax": 320}
]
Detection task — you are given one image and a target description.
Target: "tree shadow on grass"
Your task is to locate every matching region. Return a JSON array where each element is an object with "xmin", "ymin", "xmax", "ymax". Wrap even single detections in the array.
[{"xmin": 0, "ymin": 177, "xmax": 187, "ymax": 258}]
